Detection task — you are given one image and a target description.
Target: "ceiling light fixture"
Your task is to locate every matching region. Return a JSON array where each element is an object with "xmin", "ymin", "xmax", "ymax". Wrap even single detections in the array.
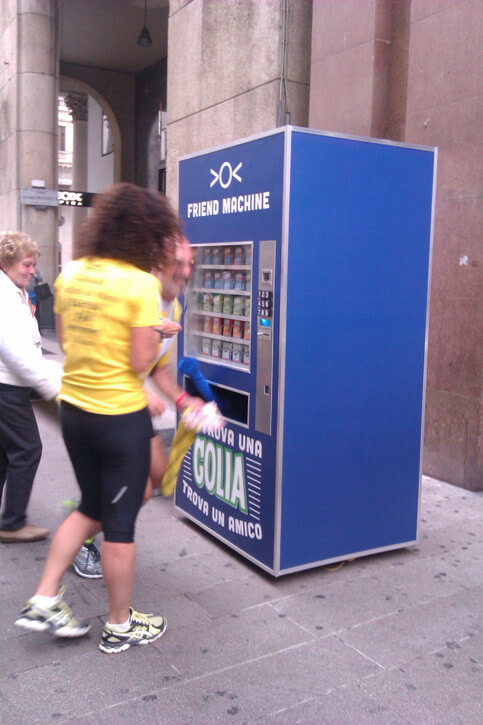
[{"xmin": 137, "ymin": 0, "xmax": 153, "ymax": 48}]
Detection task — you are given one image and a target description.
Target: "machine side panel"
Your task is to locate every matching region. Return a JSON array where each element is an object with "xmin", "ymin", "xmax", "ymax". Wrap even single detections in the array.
[{"xmin": 280, "ymin": 132, "xmax": 435, "ymax": 569}]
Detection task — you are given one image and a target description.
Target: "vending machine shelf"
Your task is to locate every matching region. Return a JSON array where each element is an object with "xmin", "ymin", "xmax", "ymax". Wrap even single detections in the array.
[
  {"xmin": 197, "ymin": 264, "xmax": 251, "ymax": 271},
  {"xmin": 193, "ymin": 311, "xmax": 251, "ymax": 322},
  {"xmin": 192, "ymin": 287, "xmax": 251, "ymax": 296},
  {"xmin": 193, "ymin": 331, "xmax": 250, "ymax": 345},
  {"xmin": 197, "ymin": 354, "xmax": 249, "ymax": 372}
]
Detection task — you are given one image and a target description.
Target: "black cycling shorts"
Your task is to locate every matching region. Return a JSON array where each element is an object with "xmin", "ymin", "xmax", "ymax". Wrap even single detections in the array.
[{"xmin": 59, "ymin": 401, "xmax": 152, "ymax": 543}]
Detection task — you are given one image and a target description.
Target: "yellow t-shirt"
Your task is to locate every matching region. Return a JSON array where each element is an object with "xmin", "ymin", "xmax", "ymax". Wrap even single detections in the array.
[{"xmin": 54, "ymin": 257, "xmax": 161, "ymax": 415}]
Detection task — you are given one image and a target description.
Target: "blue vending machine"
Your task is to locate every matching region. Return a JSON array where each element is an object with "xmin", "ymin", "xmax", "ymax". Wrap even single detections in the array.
[{"xmin": 175, "ymin": 127, "xmax": 437, "ymax": 576}]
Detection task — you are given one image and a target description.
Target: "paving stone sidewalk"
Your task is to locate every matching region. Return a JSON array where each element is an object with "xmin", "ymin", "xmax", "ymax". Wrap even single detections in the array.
[{"xmin": 0, "ymin": 342, "xmax": 481, "ymax": 723}]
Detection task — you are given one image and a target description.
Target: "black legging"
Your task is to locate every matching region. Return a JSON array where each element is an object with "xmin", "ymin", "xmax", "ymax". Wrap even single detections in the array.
[{"xmin": 59, "ymin": 401, "xmax": 152, "ymax": 543}]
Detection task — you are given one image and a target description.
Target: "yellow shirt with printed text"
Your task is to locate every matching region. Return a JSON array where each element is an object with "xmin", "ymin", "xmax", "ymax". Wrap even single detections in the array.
[{"xmin": 54, "ymin": 257, "xmax": 161, "ymax": 414}]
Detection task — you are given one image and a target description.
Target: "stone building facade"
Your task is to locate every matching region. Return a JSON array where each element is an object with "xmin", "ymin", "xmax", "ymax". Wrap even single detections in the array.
[
  {"xmin": 305, "ymin": 1, "xmax": 481, "ymax": 492},
  {"xmin": 0, "ymin": 0, "xmax": 480, "ymax": 491}
]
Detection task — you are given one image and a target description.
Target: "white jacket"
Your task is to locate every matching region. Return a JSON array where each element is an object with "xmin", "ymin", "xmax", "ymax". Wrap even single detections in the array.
[{"xmin": 0, "ymin": 270, "xmax": 62, "ymax": 399}]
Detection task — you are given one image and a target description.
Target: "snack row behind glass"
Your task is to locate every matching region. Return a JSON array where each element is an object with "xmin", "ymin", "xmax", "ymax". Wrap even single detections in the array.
[
  {"xmin": 201, "ymin": 271, "xmax": 251, "ymax": 292},
  {"xmin": 201, "ymin": 337, "xmax": 249, "ymax": 365},
  {"xmin": 203, "ymin": 317, "xmax": 250, "ymax": 339},
  {"xmin": 200, "ymin": 246, "xmax": 252, "ymax": 266},
  {"xmin": 201, "ymin": 294, "xmax": 249, "ymax": 317}
]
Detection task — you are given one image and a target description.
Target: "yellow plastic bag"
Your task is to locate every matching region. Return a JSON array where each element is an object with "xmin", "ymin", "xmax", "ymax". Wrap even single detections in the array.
[{"xmin": 160, "ymin": 421, "xmax": 196, "ymax": 497}]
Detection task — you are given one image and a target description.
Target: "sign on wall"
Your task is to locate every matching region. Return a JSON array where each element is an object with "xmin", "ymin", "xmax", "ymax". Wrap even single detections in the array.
[{"xmin": 20, "ymin": 189, "xmax": 96, "ymax": 208}]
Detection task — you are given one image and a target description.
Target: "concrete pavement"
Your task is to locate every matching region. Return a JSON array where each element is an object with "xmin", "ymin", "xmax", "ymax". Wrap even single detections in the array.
[{"xmin": 0, "ymin": 338, "xmax": 481, "ymax": 723}]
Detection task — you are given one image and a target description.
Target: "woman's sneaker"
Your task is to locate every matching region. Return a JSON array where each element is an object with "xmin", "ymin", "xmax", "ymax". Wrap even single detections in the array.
[
  {"xmin": 73, "ymin": 541, "xmax": 103, "ymax": 579},
  {"xmin": 14, "ymin": 586, "xmax": 91, "ymax": 638},
  {"xmin": 99, "ymin": 608, "xmax": 167, "ymax": 654}
]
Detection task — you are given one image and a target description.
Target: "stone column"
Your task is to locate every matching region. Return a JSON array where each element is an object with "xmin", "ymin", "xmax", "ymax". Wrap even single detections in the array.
[
  {"xmin": 64, "ymin": 92, "xmax": 88, "ymax": 261},
  {"xmin": 0, "ymin": 0, "xmax": 58, "ymax": 284}
]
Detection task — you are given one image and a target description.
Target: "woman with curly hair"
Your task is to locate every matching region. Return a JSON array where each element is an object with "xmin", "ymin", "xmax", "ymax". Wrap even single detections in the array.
[
  {"xmin": 15, "ymin": 184, "xmax": 182, "ymax": 654},
  {"xmin": 0, "ymin": 231, "xmax": 62, "ymax": 543}
]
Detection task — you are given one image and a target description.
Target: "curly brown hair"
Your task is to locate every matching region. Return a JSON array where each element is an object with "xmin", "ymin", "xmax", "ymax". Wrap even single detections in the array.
[{"xmin": 74, "ymin": 183, "xmax": 181, "ymax": 272}]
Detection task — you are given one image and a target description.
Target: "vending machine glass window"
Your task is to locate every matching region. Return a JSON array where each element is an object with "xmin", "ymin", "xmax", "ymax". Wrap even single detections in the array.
[{"xmin": 184, "ymin": 242, "xmax": 253, "ymax": 372}]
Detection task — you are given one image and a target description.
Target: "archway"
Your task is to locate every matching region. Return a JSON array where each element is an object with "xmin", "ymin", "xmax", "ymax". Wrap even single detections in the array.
[
  {"xmin": 60, "ymin": 76, "xmax": 122, "ymax": 184},
  {"xmin": 58, "ymin": 77, "xmax": 121, "ymax": 267}
]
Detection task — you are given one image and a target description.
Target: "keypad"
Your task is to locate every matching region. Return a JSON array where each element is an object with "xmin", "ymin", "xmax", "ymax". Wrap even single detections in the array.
[{"xmin": 258, "ymin": 290, "xmax": 273, "ymax": 317}]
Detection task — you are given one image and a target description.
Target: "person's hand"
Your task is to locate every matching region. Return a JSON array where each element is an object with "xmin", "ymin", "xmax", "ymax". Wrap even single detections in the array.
[
  {"xmin": 146, "ymin": 388, "xmax": 166, "ymax": 417},
  {"xmin": 178, "ymin": 394, "xmax": 205, "ymax": 411},
  {"xmin": 155, "ymin": 318, "xmax": 182, "ymax": 339}
]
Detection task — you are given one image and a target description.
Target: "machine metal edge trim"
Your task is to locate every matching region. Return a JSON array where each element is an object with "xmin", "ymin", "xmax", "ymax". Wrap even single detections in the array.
[
  {"xmin": 416, "ymin": 147, "xmax": 438, "ymax": 543},
  {"xmin": 179, "ymin": 127, "xmax": 288, "ymax": 162},
  {"xmin": 285, "ymin": 126, "xmax": 436, "ymax": 153},
  {"xmin": 279, "ymin": 540, "xmax": 418, "ymax": 576},
  {"xmin": 179, "ymin": 125, "xmax": 436, "ymax": 164},
  {"xmin": 273, "ymin": 127, "xmax": 292, "ymax": 576},
  {"xmin": 175, "ymin": 510, "xmax": 276, "ymax": 575}
]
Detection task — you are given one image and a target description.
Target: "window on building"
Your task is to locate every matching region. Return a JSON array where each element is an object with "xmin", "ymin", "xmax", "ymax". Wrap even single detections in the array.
[
  {"xmin": 159, "ymin": 110, "xmax": 167, "ymax": 162},
  {"xmin": 158, "ymin": 167, "xmax": 166, "ymax": 194},
  {"xmin": 102, "ymin": 113, "xmax": 113, "ymax": 156},
  {"xmin": 59, "ymin": 125, "xmax": 66, "ymax": 152}
]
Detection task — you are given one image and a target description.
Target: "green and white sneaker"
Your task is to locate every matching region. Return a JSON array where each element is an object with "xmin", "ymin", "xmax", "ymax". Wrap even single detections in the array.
[
  {"xmin": 99, "ymin": 608, "xmax": 167, "ymax": 654},
  {"xmin": 14, "ymin": 586, "xmax": 91, "ymax": 638}
]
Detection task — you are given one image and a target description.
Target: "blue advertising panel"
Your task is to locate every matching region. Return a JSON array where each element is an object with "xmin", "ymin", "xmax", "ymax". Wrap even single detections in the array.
[{"xmin": 176, "ymin": 131, "xmax": 286, "ymax": 570}]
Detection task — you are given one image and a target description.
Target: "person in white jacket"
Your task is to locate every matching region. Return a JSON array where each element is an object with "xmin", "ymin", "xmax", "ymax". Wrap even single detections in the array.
[{"xmin": 0, "ymin": 231, "xmax": 62, "ymax": 542}]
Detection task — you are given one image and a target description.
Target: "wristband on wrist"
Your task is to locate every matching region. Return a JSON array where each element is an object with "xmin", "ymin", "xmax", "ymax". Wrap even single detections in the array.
[{"xmin": 176, "ymin": 392, "xmax": 188, "ymax": 408}]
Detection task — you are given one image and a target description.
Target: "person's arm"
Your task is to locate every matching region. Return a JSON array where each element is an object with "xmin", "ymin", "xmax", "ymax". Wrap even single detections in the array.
[
  {"xmin": 151, "ymin": 364, "xmax": 204, "ymax": 410},
  {"xmin": 130, "ymin": 326, "xmax": 161, "ymax": 375},
  {"xmin": 145, "ymin": 385, "xmax": 167, "ymax": 416},
  {"xmin": 0, "ymin": 300, "xmax": 61, "ymax": 399}
]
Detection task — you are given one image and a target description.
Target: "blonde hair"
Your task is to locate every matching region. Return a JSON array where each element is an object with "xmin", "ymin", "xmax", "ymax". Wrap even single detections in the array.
[{"xmin": 0, "ymin": 231, "xmax": 40, "ymax": 269}]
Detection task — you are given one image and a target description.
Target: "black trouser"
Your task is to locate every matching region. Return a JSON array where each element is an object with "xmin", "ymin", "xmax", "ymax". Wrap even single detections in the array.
[{"xmin": 0, "ymin": 384, "xmax": 42, "ymax": 531}]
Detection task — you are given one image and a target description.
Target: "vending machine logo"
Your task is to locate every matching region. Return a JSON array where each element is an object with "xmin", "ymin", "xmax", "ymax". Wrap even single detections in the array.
[
  {"xmin": 186, "ymin": 157, "xmax": 270, "ymax": 218},
  {"xmin": 210, "ymin": 161, "xmax": 242, "ymax": 189}
]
